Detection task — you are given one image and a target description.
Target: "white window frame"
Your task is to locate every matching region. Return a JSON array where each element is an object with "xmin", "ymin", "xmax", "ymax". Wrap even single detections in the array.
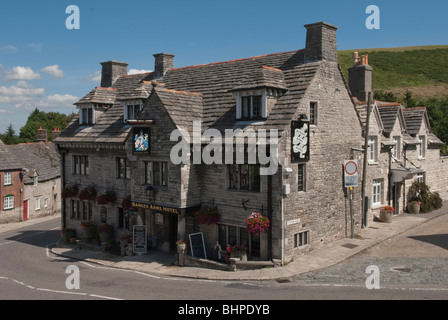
[
  {"xmin": 123, "ymin": 100, "xmax": 143, "ymax": 122},
  {"xmin": 367, "ymin": 136, "xmax": 377, "ymax": 163},
  {"xmin": 418, "ymin": 135, "xmax": 426, "ymax": 159},
  {"xmin": 35, "ymin": 198, "xmax": 41, "ymax": 211},
  {"xmin": 234, "ymin": 90, "xmax": 267, "ymax": 120},
  {"xmin": 4, "ymin": 195, "xmax": 14, "ymax": 210},
  {"xmin": 392, "ymin": 136, "xmax": 400, "ymax": 160},
  {"xmin": 33, "ymin": 176, "xmax": 38, "ymax": 187},
  {"xmin": 44, "ymin": 197, "xmax": 48, "ymax": 208},
  {"xmin": 78, "ymin": 105, "xmax": 95, "ymax": 125},
  {"xmin": 372, "ymin": 179, "xmax": 382, "ymax": 206},
  {"xmin": 4, "ymin": 171, "xmax": 12, "ymax": 185}
]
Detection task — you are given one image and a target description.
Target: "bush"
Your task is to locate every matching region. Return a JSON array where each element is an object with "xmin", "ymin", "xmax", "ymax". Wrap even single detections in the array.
[{"xmin": 408, "ymin": 181, "xmax": 442, "ymax": 213}]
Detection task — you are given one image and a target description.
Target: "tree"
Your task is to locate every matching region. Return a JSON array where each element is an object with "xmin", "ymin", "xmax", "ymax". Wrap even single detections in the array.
[
  {"xmin": 19, "ymin": 108, "xmax": 75, "ymax": 142},
  {"xmin": 403, "ymin": 90, "xmax": 417, "ymax": 108},
  {"xmin": 1, "ymin": 124, "xmax": 20, "ymax": 145}
]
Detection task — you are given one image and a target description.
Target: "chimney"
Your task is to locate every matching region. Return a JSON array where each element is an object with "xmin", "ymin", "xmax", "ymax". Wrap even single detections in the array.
[
  {"xmin": 100, "ymin": 60, "xmax": 128, "ymax": 87},
  {"xmin": 304, "ymin": 22, "xmax": 338, "ymax": 62},
  {"xmin": 52, "ymin": 128, "xmax": 61, "ymax": 141},
  {"xmin": 348, "ymin": 52, "xmax": 373, "ymax": 101},
  {"xmin": 153, "ymin": 53, "xmax": 175, "ymax": 78},
  {"xmin": 37, "ymin": 126, "xmax": 48, "ymax": 142}
]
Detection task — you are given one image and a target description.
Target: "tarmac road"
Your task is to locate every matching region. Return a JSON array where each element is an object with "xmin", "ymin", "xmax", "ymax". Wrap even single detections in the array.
[{"xmin": 293, "ymin": 213, "xmax": 448, "ymax": 290}]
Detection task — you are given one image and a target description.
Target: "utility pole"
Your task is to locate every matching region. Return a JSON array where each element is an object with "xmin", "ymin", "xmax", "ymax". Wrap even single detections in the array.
[{"xmin": 361, "ymin": 92, "xmax": 372, "ymax": 228}]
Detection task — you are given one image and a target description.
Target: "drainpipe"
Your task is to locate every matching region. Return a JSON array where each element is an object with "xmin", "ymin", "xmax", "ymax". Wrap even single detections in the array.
[
  {"xmin": 361, "ymin": 93, "xmax": 372, "ymax": 228},
  {"xmin": 267, "ymin": 174, "xmax": 273, "ymax": 261}
]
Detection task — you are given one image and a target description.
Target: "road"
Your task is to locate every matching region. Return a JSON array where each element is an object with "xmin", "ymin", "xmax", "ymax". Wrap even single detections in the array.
[{"xmin": 0, "ymin": 215, "xmax": 447, "ymax": 306}]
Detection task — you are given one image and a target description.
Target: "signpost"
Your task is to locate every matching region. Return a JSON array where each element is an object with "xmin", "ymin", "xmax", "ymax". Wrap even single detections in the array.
[
  {"xmin": 189, "ymin": 232, "xmax": 207, "ymax": 259},
  {"xmin": 344, "ymin": 160, "xmax": 358, "ymax": 239},
  {"xmin": 133, "ymin": 225, "xmax": 147, "ymax": 254}
]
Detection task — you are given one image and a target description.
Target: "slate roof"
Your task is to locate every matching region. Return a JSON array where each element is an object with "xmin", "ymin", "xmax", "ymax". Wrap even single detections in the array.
[
  {"xmin": 0, "ymin": 140, "xmax": 23, "ymax": 171},
  {"xmin": 8, "ymin": 143, "xmax": 60, "ymax": 184},
  {"xmin": 55, "ymin": 49, "xmax": 321, "ymax": 145},
  {"xmin": 76, "ymin": 87, "xmax": 118, "ymax": 105}
]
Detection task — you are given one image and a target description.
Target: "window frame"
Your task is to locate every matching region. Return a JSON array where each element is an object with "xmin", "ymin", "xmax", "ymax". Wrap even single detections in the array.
[
  {"xmin": 294, "ymin": 230, "xmax": 310, "ymax": 248},
  {"xmin": 298, "ymin": 164, "xmax": 306, "ymax": 192},
  {"xmin": 73, "ymin": 155, "xmax": 89, "ymax": 175},
  {"xmin": 4, "ymin": 195, "xmax": 14, "ymax": 210},
  {"xmin": 4, "ymin": 171, "xmax": 12, "ymax": 186},
  {"xmin": 145, "ymin": 161, "xmax": 168, "ymax": 187},
  {"xmin": 372, "ymin": 179, "xmax": 382, "ymax": 206},
  {"xmin": 309, "ymin": 101, "xmax": 318, "ymax": 125},
  {"xmin": 116, "ymin": 157, "xmax": 131, "ymax": 179},
  {"xmin": 80, "ymin": 107, "xmax": 94, "ymax": 125},
  {"xmin": 228, "ymin": 164, "xmax": 261, "ymax": 192},
  {"xmin": 367, "ymin": 136, "xmax": 377, "ymax": 163}
]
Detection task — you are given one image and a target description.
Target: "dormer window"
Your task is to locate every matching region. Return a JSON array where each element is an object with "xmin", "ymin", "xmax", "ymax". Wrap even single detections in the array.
[
  {"xmin": 123, "ymin": 101, "xmax": 143, "ymax": 122},
  {"xmin": 80, "ymin": 107, "xmax": 94, "ymax": 125},
  {"xmin": 242, "ymin": 95, "xmax": 262, "ymax": 119},
  {"xmin": 234, "ymin": 90, "xmax": 267, "ymax": 120}
]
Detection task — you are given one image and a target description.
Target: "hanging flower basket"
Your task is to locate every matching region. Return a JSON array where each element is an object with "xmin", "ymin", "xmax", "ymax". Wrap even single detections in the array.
[
  {"xmin": 121, "ymin": 195, "xmax": 133, "ymax": 211},
  {"xmin": 78, "ymin": 185, "xmax": 97, "ymax": 201},
  {"xmin": 246, "ymin": 211, "xmax": 270, "ymax": 236},
  {"xmin": 194, "ymin": 205, "xmax": 221, "ymax": 225},
  {"xmin": 97, "ymin": 189, "xmax": 117, "ymax": 205},
  {"xmin": 62, "ymin": 185, "xmax": 78, "ymax": 198}
]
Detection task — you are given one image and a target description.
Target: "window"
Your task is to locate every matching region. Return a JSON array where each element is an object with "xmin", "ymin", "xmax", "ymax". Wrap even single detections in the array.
[
  {"xmin": 44, "ymin": 198, "xmax": 48, "ymax": 208},
  {"xmin": 241, "ymin": 95, "xmax": 263, "ymax": 119},
  {"xmin": 298, "ymin": 164, "xmax": 306, "ymax": 191},
  {"xmin": 309, "ymin": 102, "xmax": 317, "ymax": 125},
  {"xmin": 4, "ymin": 172, "xmax": 12, "ymax": 185},
  {"xmin": 70, "ymin": 200, "xmax": 92, "ymax": 220},
  {"xmin": 418, "ymin": 136, "xmax": 426, "ymax": 158},
  {"xmin": 367, "ymin": 137, "xmax": 377, "ymax": 163},
  {"xmin": 228, "ymin": 164, "xmax": 260, "ymax": 192},
  {"xmin": 80, "ymin": 107, "xmax": 94, "ymax": 125},
  {"xmin": 372, "ymin": 179, "xmax": 382, "ymax": 205},
  {"xmin": 416, "ymin": 173, "xmax": 425, "ymax": 183},
  {"xmin": 392, "ymin": 136, "xmax": 400, "ymax": 159},
  {"xmin": 33, "ymin": 176, "xmax": 38, "ymax": 187},
  {"xmin": 73, "ymin": 156, "xmax": 89, "ymax": 175},
  {"xmin": 118, "ymin": 207, "xmax": 135, "ymax": 230},
  {"xmin": 294, "ymin": 230, "xmax": 310, "ymax": 248},
  {"xmin": 126, "ymin": 104, "xmax": 142, "ymax": 121},
  {"xmin": 218, "ymin": 224, "xmax": 260, "ymax": 258},
  {"xmin": 4, "ymin": 195, "xmax": 14, "ymax": 210},
  {"xmin": 116, "ymin": 158, "xmax": 131, "ymax": 179},
  {"xmin": 145, "ymin": 161, "xmax": 168, "ymax": 186},
  {"xmin": 35, "ymin": 198, "xmax": 41, "ymax": 211}
]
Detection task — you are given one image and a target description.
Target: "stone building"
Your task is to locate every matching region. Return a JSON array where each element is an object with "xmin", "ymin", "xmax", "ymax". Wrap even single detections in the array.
[
  {"xmin": 55, "ymin": 21, "xmax": 447, "ymax": 265},
  {"xmin": 0, "ymin": 128, "xmax": 61, "ymax": 223},
  {"xmin": 350, "ymin": 53, "xmax": 448, "ymax": 222}
]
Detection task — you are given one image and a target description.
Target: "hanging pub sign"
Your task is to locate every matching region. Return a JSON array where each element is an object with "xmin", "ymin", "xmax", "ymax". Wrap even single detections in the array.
[
  {"xmin": 133, "ymin": 127, "xmax": 150, "ymax": 154},
  {"xmin": 291, "ymin": 120, "xmax": 310, "ymax": 162}
]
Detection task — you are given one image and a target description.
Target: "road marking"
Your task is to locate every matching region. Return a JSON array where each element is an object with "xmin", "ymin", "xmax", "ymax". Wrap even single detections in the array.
[{"xmin": 0, "ymin": 276, "xmax": 123, "ymax": 300}]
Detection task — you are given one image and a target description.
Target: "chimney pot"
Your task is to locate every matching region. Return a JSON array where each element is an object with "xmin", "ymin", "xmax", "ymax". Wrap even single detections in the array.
[{"xmin": 37, "ymin": 126, "xmax": 48, "ymax": 142}]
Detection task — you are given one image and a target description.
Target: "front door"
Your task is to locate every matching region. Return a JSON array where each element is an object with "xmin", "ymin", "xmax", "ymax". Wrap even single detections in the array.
[{"xmin": 23, "ymin": 200, "xmax": 28, "ymax": 221}]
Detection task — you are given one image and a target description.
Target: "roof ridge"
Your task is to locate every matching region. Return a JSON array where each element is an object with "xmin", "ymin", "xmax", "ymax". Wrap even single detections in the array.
[
  {"xmin": 160, "ymin": 87, "xmax": 203, "ymax": 96},
  {"xmin": 118, "ymin": 72, "xmax": 152, "ymax": 79},
  {"xmin": 169, "ymin": 50, "xmax": 302, "ymax": 71},
  {"xmin": 95, "ymin": 87, "xmax": 118, "ymax": 91}
]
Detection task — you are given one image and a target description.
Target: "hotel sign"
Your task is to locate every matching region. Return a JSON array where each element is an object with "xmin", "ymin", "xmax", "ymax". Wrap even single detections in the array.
[
  {"xmin": 131, "ymin": 201, "xmax": 179, "ymax": 214},
  {"xmin": 291, "ymin": 120, "xmax": 310, "ymax": 162}
]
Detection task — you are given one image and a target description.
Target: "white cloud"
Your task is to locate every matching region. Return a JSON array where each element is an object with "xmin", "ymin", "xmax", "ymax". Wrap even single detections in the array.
[
  {"xmin": 129, "ymin": 69, "xmax": 152, "ymax": 75},
  {"xmin": 0, "ymin": 45, "xmax": 18, "ymax": 53},
  {"xmin": 36, "ymin": 94, "xmax": 78, "ymax": 108},
  {"xmin": 4, "ymin": 66, "xmax": 41, "ymax": 81},
  {"xmin": 41, "ymin": 65, "xmax": 64, "ymax": 78},
  {"xmin": 85, "ymin": 70, "xmax": 101, "ymax": 83}
]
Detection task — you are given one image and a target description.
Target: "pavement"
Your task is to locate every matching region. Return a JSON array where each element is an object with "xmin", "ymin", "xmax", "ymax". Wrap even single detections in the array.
[{"xmin": 3, "ymin": 204, "xmax": 447, "ymax": 281}]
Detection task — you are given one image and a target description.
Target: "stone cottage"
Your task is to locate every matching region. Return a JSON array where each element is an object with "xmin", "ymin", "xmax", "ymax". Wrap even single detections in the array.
[
  {"xmin": 55, "ymin": 21, "xmax": 373, "ymax": 264},
  {"xmin": 0, "ymin": 128, "xmax": 61, "ymax": 223},
  {"xmin": 349, "ymin": 53, "xmax": 448, "ymax": 223}
]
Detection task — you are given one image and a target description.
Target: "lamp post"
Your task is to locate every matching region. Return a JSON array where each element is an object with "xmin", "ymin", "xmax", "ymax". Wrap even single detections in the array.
[{"xmin": 361, "ymin": 92, "xmax": 372, "ymax": 228}]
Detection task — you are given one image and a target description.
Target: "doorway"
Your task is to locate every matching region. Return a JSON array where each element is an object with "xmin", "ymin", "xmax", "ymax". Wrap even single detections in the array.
[{"xmin": 23, "ymin": 199, "xmax": 29, "ymax": 221}]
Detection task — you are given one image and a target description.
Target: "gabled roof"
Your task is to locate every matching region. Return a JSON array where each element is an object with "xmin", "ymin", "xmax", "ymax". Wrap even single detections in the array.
[
  {"xmin": 402, "ymin": 107, "xmax": 429, "ymax": 136},
  {"xmin": 76, "ymin": 87, "xmax": 118, "ymax": 105},
  {"xmin": 8, "ymin": 142, "xmax": 60, "ymax": 183},
  {"xmin": 0, "ymin": 140, "xmax": 23, "ymax": 171},
  {"xmin": 56, "ymin": 49, "xmax": 321, "ymax": 145},
  {"xmin": 376, "ymin": 102, "xmax": 405, "ymax": 134}
]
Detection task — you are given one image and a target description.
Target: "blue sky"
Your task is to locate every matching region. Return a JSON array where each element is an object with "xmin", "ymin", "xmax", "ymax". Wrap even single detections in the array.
[{"xmin": 1, "ymin": 0, "xmax": 447, "ymax": 133}]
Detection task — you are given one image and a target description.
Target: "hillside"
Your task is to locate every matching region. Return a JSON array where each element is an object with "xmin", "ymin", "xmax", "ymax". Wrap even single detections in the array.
[{"xmin": 338, "ymin": 45, "xmax": 448, "ymax": 98}]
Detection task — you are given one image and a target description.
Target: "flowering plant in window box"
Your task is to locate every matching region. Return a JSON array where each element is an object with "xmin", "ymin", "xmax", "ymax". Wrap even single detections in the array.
[
  {"xmin": 78, "ymin": 185, "xmax": 97, "ymax": 201},
  {"xmin": 97, "ymin": 189, "xmax": 117, "ymax": 205},
  {"xmin": 121, "ymin": 195, "xmax": 133, "ymax": 211},
  {"xmin": 194, "ymin": 205, "xmax": 221, "ymax": 225},
  {"xmin": 246, "ymin": 211, "xmax": 270, "ymax": 236},
  {"xmin": 61, "ymin": 185, "xmax": 78, "ymax": 198}
]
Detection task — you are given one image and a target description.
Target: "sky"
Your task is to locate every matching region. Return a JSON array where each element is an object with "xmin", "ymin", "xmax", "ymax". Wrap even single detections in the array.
[{"xmin": 0, "ymin": 0, "xmax": 447, "ymax": 133}]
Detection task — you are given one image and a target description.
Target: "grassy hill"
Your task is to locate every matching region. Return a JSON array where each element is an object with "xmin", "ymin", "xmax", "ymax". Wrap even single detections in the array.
[{"xmin": 338, "ymin": 45, "xmax": 448, "ymax": 98}]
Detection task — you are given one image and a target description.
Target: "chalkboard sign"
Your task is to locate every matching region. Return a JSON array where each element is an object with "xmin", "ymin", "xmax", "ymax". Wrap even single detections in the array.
[
  {"xmin": 133, "ymin": 225, "xmax": 147, "ymax": 254},
  {"xmin": 189, "ymin": 232, "xmax": 207, "ymax": 259}
]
